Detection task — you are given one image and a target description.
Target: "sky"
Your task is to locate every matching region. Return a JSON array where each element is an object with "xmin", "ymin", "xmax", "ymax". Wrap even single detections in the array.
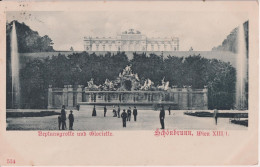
[{"xmin": 7, "ymin": 11, "xmax": 248, "ymax": 51}]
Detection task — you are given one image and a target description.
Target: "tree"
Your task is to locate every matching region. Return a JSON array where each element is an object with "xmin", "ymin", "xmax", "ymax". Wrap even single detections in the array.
[
  {"xmin": 10, "ymin": 51, "xmax": 237, "ymax": 109},
  {"xmin": 6, "ymin": 20, "xmax": 55, "ymax": 53}
]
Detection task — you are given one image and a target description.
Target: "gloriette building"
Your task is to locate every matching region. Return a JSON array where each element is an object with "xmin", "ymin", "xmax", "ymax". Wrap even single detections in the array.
[{"xmin": 84, "ymin": 29, "xmax": 179, "ymax": 52}]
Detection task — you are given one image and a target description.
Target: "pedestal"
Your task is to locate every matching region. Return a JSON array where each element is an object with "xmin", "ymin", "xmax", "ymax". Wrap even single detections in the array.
[
  {"xmin": 181, "ymin": 87, "xmax": 188, "ymax": 110},
  {"xmin": 203, "ymin": 87, "xmax": 208, "ymax": 110},
  {"xmin": 47, "ymin": 85, "xmax": 53, "ymax": 109},
  {"xmin": 76, "ymin": 85, "xmax": 83, "ymax": 104},
  {"xmin": 63, "ymin": 85, "xmax": 68, "ymax": 107},
  {"xmin": 67, "ymin": 85, "xmax": 73, "ymax": 107}
]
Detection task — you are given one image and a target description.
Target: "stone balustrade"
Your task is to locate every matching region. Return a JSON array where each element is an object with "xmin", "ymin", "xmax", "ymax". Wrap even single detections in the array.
[{"xmin": 48, "ymin": 85, "xmax": 208, "ymax": 110}]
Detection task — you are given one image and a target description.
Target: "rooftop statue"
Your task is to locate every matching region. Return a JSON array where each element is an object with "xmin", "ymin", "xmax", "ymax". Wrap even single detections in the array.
[
  {"xmin": 158, "ymin": 77, "xmax": 170, "ymax": 90},
  {"xmin": 87, "ymin": 78, "xmax": 94, "ymax": 87},
  {"xmin": 140, "ymin": 80, "xmax": 148, "ymax": 90},
  {"xmin": 129, "ymin": 29, "xmax": 134, "ymax": 34},
  {"xmin": 87, "ymin": 78, "xmax": 99, "ymax": 90},
  {"xmin": 135, "ymin": 73, "xmax": 140, "ymax": 81},
  {"xmin": 104, "ymin": 79, "xmax": 110, "ymax": 85},
  {"xmin": 141, "ymin": 79, "xmax": 154, "ymax": 91},
  {"xmin": 122, "ymin": 65, "xmax": 133, "ymax": 76},
  {"xmin": 103, "ymin": 79, "xmax": 109, "ymax": 90},
  {"xmin": 103, "ymin": 79, "xmax": 115, "ymax": 91},
  {"xmin": 122, "ymin": 29, "xmax": 142, "ymax": 35},
  {"xmin": 164, "ymin": 82, "xmax": 169, "ymax": 90}
]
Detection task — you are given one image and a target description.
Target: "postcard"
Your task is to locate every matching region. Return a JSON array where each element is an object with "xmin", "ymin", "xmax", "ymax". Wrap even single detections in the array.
[{"xmin": 0, "ymin": 0, "xmax": 258, "ymax": 166}]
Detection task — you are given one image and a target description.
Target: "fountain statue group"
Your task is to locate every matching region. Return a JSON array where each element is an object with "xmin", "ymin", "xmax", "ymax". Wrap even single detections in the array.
[{"xmin": 85, "ymin": 65, "xmax": 173, "ymax": 91}]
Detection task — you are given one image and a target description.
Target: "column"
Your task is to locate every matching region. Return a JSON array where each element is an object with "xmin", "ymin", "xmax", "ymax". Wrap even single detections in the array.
[
  {"xmin": 104, "ymin": 93, "xmax": 107, "ymax": 102},
  {"xmin": 89, "ymin": 93, "xmax": 93, "ymax": 102},
  {"xmin": 47, "ymin": 85, "xmax": 53, "ymax": 109},
  {"xmin": 94, "ymin": 93, "xmax": 96, "ymax": 102},
  {"xmin": 145, "ymin": 93, "xmax": 149, "ymax": 102},
  {"xmin": 76, "ymin": 85, "xmax": 83, "ymax": 104},
  {"xmin": 119, "ymin": 93, "xmax": 121, "ymax": 102},
  {"xmin": 188, "ymin": 88, "xmax": 193, "ymax": 110},
  {"xmin": 158, "ymin": 92, "xmax": 162, "ymax": 102},
  {"xmin": 85, "ymin": 93, "xmax": 90, "ymax": 102},
  {"xmin": 172, "ymin": 86, "xmax": 178, "ymax": 104},
  {"xmin": 90, "ymin": 41, "xmax": 92, "ymax": 51},
  {"xmin": 130, "ymin": 92, "xmax": 134, "ymax": 102},
  {"xmin": 63, "ymin": 85, "xmax": 68, "ymax": 107},
  {"xmin": 67, "ymin": 85, "xmax": 73, "ymax": 107},
  {"xmin": 117, "ymin": 93, "xmax": 121, "ymax": 102},
  {"xmin": 84, "ymin": 88, "xmax": 90, "ymax": 102},
  {"xmin": 203, "ymin": 86, "xmax": 208, "ymax": 110},
  {"xmin": 181, "ymin": 87, "xmax": 188, "ymax": 110}
]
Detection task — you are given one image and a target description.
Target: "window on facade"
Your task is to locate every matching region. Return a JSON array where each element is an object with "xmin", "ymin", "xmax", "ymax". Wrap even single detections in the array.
[
  {"xmin": 103, "ymin": 45, "xmax": 105, "ymax": 51},
  {"xmin": 96, "ymin": 45, "xmax": 99, "ymax": 51},
  {"xmin": 151, "ymin": 45, "xmax": 154, "ymax": 51},
  {"xmin": 174, "ymin": 47, "xmax": 177, "ymax": 51}
]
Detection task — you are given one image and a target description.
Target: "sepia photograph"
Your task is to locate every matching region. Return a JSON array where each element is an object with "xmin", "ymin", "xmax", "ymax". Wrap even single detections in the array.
[{"xmin": 6, "ymin": 10, "xmax": 249, "ymax": 131}]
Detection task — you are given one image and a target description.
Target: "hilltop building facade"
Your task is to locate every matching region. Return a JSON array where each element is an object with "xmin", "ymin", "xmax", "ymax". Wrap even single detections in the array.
[{"xmin": 84, "ymin": 29, "xmax": 179, "ymax": 52}]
